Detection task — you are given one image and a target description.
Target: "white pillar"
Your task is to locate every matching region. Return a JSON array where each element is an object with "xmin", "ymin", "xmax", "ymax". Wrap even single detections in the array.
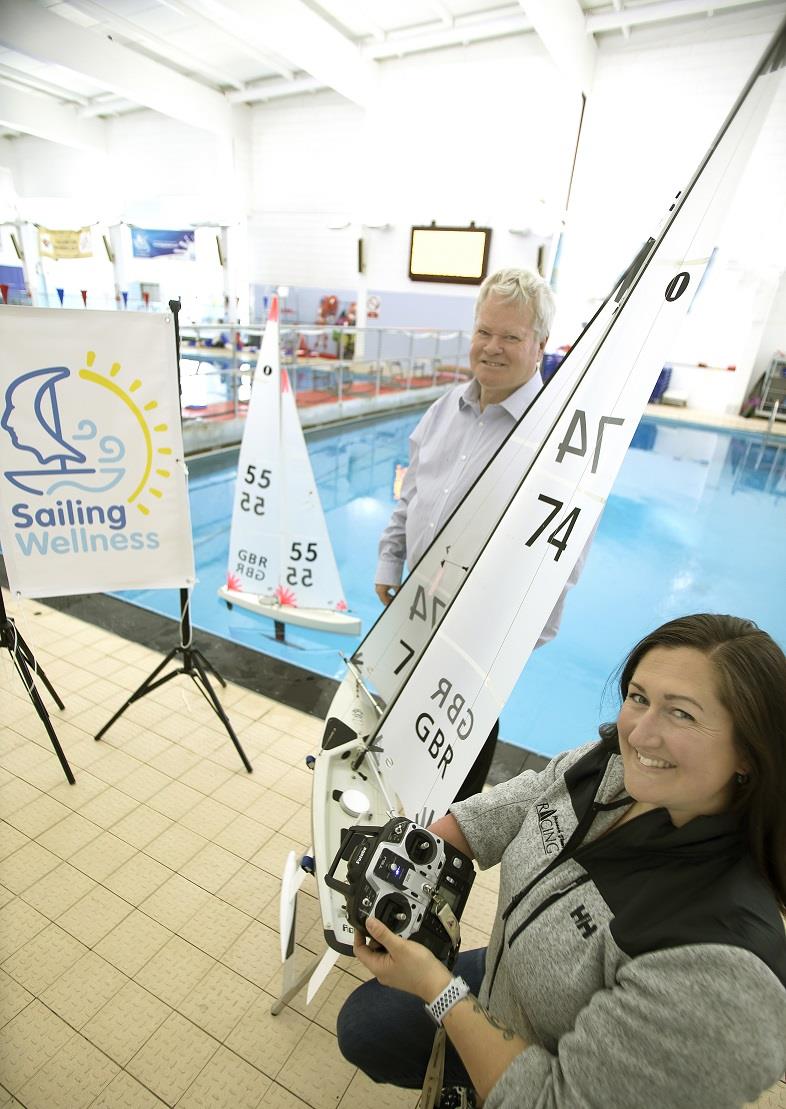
[
  {"xmin": 18, "ymin": 222, "xmax": 46, "ymax": 306},
  {"xmin": 109, "ymin": 223, "xmax": 130, "ymax": 307}
]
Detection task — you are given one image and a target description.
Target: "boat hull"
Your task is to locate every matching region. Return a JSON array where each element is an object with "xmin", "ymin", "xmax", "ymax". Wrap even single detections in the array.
[
  {"xmin": 218, "ymin": 585, "xmax": 361, "ymax": 636},
  {"xmin": 312, "ymin": 673, "xmax": 398, "ymax": 954}
]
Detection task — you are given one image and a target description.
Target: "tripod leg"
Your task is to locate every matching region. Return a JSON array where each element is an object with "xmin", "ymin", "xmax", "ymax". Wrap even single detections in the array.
[
  {"xmin": 189, "ymin": 651, "xmax": 253, "ymax": 773},
  {"xmin": 95, "ymin": 647, "xmax": 181, "ymax": 740},
  {"xmin": 10, "ymin": 627, "xmax": 65, "ymax": 710},
  {"xmin": 9, "ymin": 647, "xmax": 75, "ymax": 784},
  {"xmin": 192, "ymin": 647, "xmax": 227, "ymax": 688}
]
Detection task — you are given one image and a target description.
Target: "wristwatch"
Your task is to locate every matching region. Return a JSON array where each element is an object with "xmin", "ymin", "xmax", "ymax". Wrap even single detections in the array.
[{"xmin": 425, "ymin": 976, "xmax": 471, "ymax": 1025}]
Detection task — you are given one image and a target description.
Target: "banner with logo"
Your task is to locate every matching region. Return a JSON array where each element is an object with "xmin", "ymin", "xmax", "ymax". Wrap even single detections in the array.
[
  {"xmin": 0, "ymin": 307, "xmax": 196, "ymax": 597},
  {"xmin": 130, "ymin": 227, "xmax": 195, "ymax": 259},
  {"xmin": 38, "ymin": 227, "xmax": 93, "ymax": 259}
]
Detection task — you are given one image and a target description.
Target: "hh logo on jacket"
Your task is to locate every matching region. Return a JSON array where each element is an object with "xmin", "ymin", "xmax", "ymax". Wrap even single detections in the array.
[{"xmin": 570, "ymin": 904, "xmax": 597, "ymax": 939}]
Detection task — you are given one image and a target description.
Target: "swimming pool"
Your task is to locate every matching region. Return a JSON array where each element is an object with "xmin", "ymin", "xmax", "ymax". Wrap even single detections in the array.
[{"xmin": 116, "ymin": 410, "xmax": 786, "ymax": 758}]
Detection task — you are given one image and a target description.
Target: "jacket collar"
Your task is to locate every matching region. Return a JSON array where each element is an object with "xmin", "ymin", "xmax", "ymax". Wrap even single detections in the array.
[{"xmin": 587, "ymin": 747, "xmax": 745, "ymax": 857}]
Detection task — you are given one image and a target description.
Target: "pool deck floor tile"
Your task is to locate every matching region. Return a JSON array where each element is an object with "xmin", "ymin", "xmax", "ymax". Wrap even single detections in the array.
[{"xmin": 1, "ymin": 589, "xmax": 784, "ymax": 1108}]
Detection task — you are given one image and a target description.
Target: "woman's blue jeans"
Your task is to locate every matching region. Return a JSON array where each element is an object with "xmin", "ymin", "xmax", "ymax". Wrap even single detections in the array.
[{"xmin": 336, "ymin": 948, "xmax": 487, "ymax": 1089}]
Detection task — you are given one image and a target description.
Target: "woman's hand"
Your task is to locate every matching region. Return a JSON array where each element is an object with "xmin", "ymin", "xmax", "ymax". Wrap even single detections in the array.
[{"xmin": 353, "ymin": 916, "xmax": 453, "ymax": 1002}]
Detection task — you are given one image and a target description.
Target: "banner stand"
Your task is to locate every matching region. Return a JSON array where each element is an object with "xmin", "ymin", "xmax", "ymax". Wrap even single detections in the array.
[
  {"xmin": 94, "ymin": 300, "xmax": 253, "ymax": 774},
  {"xmin": 0, "ymin": 590, "xmax": 75, "ymax": 784}
]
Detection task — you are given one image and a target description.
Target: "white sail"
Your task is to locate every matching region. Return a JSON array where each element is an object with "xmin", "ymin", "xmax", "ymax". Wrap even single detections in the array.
[
  {"xmin": 222, "ymin": 297, "xmax": 359, "ymax": 634},
  {"xmin": 310, "ymin": 23, "xmax": 784, "ymax": 951},
  {"xmin": 375, "ymin": 65, "xmax": 781, "ymax": 822}
]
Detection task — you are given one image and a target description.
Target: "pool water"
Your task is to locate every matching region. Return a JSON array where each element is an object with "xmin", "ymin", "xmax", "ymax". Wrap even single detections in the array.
[{"xmin": 116, "ymin": 411, "xmax": 786, "ymax": 758}]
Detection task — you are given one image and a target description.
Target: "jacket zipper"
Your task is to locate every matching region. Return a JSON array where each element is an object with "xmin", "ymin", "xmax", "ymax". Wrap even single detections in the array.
[
  {"xmin": 486, "ymin": 769, "xmax": 631, "ymax": 999},
  {"xmin": 506, "ymin": 872, "xmax": 592, "ymax": 947},
  {"xmin": 501, "ymin": 798, "xmax": 602, "ymax": 925}
]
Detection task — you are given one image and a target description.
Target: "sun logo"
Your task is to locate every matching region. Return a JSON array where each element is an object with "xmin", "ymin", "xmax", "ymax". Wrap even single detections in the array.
[{"xmin": 78, "ymin": 350, "xmax": 175, "ymax": 516}]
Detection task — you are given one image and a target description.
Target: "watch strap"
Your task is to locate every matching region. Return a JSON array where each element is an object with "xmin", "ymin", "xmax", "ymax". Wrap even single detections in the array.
[{"xmin": 425, "ymin": 976, "xmax": 471, "ymax": 1026}]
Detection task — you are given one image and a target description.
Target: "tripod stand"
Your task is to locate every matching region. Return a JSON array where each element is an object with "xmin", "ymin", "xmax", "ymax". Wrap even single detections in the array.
[
  {"xmin": 94, "ymin": 300, "xmax": 252, "ymax": 774},
  {"xmin": 0, "ymin": 589, "xmax": 75, "ymax": 784},
  {"xmin": 95, "ymin": 587, "xmax": 252, "ymax": 772}
]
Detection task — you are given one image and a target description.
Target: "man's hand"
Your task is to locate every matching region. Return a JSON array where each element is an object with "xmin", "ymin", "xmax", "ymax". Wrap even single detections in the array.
[
  {"xmin": 353, "ymin": 916, "xmax": 452, "ymax": 1002},
  {"xmin": 375, "ymin": 583, "xmax": 401, "ymax": 606}
]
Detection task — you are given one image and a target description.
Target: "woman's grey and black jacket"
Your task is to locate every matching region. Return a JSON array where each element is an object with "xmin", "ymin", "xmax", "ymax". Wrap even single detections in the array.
[{"xmin": 451, "ymin": 740, "xmax": 786, "ymax": 1109}]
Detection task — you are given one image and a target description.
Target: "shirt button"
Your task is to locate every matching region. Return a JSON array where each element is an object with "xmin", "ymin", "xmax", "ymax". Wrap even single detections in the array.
[
  {"xmin": 460, "ymin": 455, "xmax": 466, "ymax": 460},
  {"xmin": 443, "ymin": 488, "xmax": 449, "ymax": 494},
  {"xmin": 430, "ymin": 523, "xmax": 435, "ymax": 529}
]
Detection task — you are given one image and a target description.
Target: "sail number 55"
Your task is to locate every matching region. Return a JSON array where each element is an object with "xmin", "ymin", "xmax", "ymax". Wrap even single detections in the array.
[
  {"xmin": 240, "ymin": 465, "xmax": 272, "ymax": 515},
  {"xmin": 244, "ymin": 464, "xmax": 272, "ymax": 488},
  {"xmin": 286, "ymin": 541, "xmax": 319, "ymax": 586}
]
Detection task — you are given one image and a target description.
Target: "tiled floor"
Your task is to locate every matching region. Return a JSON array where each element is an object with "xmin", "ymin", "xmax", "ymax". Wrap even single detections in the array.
[{"xmin": 1, "ymin": 593, "xmax": 784, "ymax": 1108}]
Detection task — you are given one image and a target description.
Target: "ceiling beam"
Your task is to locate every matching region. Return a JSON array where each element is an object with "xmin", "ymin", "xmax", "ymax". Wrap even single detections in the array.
[
  {"xmin": 227, "ymin": 76, "xmax": 323, "ymax": 104},
  {"xmin": 148, "ymin": 0, "xmax": 297, "ymax": 81},
  {"xmin": 585, "ymin": 0, "xmax": 776, "ymax": 34},
  {"xmin": 0, "ymin": 0, "xmax": 235, "ymax": 136},
  {"xmin": 0, "ymin": 83, "xmax": 104, "ymax": 149},
  {"xmin": 196, "ymin": 0, "xmax": 376, "ymax": 106},
  {"xmin": 365, "ymin": 11, "xmax": 534, "ymax": 60},
  {"xmin": 0, "ymin": 61, "xmax": 89, "ymax": 105},
  {"xmin": 518, "ymin": 0, "xmax": 597, "ymax": 96},
  {"xmin": 61, "ymin": 0, "xmax": 247, "ymax": 91}
]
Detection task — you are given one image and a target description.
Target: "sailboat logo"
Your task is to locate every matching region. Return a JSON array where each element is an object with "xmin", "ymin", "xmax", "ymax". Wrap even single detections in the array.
[
  {"xmin": 1, "ymin": 350, "xmax": 178, "ymax": 516},
  {"xmin": 2, "ymin": 366, "xmax": 100, "ymax": 495}
]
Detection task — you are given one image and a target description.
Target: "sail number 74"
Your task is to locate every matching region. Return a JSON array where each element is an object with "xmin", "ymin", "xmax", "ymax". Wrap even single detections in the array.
[
  {"xmin": 525, "ymin": 411, "xmax": 624, "ymax": 560},
  {"xmin": 556, "ymin": 410, "xmax": 624, "ymax": 473}
]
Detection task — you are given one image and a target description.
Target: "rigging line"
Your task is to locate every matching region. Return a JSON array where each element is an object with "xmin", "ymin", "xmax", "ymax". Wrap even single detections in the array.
[
  {"xmin": 367, "ymin": 287, "xmax": 622, "ymax": 726},
  {"xmin": 363, "ymin": 25, "xmax": 785, "ymax": 735},
  {"xmin": 357, "ymin": 219, "xmax": 660, "ymax": 690},
  {"xmin": 348, "ymin": 286, "xmax": 622, "ymax": 672},
  {"xmin": 352, "ymin": 289, "xmax": 616, "ymax": 685},
  {"xmin": 363, "ymin": 303, "xmax": 620, "ymax": 737}
]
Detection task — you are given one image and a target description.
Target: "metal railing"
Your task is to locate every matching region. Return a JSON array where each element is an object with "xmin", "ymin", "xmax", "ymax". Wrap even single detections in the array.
[{"xmin": 178, "ymin": 323, "xmax": 473, "ymax": 420}]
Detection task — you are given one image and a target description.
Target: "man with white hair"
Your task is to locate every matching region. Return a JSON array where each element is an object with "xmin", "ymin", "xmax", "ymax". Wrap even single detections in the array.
[{"xmin": 375, "ymin": 267, "xmax": 590, "ymax": 799}]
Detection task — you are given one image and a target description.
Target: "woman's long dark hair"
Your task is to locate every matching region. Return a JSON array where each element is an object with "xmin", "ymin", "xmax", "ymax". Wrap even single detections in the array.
[{"xmin": 599, "ymin": 613, "xmax": 786, "ymax": 909}]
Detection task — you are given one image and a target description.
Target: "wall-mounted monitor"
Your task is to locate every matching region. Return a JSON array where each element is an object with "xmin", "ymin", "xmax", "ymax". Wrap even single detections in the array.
[{"xmin": 408, "ymin": 224, "xmax": 492, "ymax": 285}]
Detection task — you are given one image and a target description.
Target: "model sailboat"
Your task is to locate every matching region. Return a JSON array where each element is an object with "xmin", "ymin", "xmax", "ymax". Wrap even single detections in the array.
[
  {"xmin": 218, "ymin": 297, "xmax": 361, "ymax": 636},
  {"xmin": 266, "ymin": 18, "xmax": 786, "ymax": 1003}
]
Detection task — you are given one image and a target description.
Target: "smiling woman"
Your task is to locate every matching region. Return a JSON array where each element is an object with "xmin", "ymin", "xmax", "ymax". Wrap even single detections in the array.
[
  {"xmin": 337, "ymin": 612, "xmax": 786, "ymax": 1109},
  {"xmin": 599, "ymin": 613, "xmax": 786, "ymax": 899},
  {"xmin": 613, "ymin": 645, "xmax": 744, "ymax": 827}
]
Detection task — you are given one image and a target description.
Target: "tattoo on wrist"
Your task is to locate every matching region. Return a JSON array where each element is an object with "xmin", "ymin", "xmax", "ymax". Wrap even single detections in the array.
[{"xmin": 470, "ymin": 996, "xmax": 516, "ymax": 1041}]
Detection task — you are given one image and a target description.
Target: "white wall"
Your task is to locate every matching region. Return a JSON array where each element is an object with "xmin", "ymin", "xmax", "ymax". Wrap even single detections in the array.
[
  {"xmin": 0, "ymin": 109, "xmax": 250, "ymax": 314},
  {"xmin": 552, "ymin": 10, "xmax": 786, "ymax": 413},
  {"xmin": 245, "ymin": 37, "xmax": 580, "ymax": 298},
  {"xmin": 1, "ymin": 9, "xmax": 784, "ymax": 408}
]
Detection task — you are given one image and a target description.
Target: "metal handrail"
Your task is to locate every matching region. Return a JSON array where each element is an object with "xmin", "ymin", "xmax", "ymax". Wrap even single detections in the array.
[{"xmin": 178, "ymin": 323, "xmax": 473, "ymax": 421}]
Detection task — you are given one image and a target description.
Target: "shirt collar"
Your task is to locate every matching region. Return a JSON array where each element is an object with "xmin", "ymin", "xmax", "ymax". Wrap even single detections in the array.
[{"xmin": 458, "ymin": 373, "xmax": 543, "ymax": 419}]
